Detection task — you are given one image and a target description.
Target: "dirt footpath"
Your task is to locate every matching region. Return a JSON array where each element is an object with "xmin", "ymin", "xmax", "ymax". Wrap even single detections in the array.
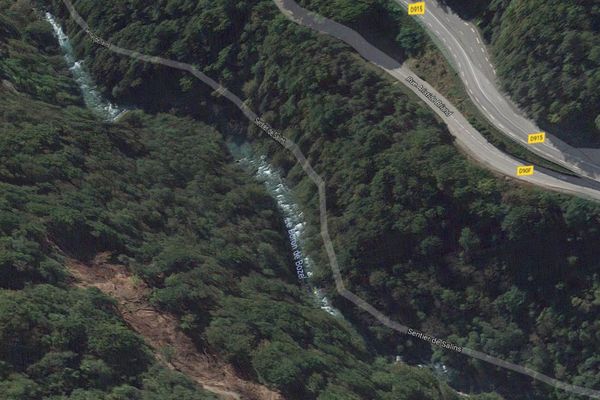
[{"xmin": 66, "ymin": 253, "xmax": 283, "ymax": 400}]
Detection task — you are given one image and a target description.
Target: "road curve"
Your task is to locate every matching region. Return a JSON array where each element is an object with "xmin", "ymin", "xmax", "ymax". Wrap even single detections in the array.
[
  {"xmin": 56, "ymin": 0, "xmax": 600, "ymax": 397},
  {"xmin": 394, "ymin": 0, "xmax": 600, "ymax": 182},
  {"xmin": 274, "ymin": 2, "xmax": 600, "ymax": 397},
  {"xmin": 274, "ymin": 0, "xmax": 600, "ymax": 202}
]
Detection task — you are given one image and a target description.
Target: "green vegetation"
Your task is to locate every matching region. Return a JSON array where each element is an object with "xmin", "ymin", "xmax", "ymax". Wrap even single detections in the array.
[
  {"xmin": 0, "ymin": 286, "xmax": 219, "ymax": 400},
  {"xmin": 255, "ymin": 2, "xmax": 600, "ymax": 397},
  {"xmin": 447, "ymin": 0, "xmax": 600, "ymax": 146},
  {"xmin": 297, "ymin": 0, "xmax": 427, "ymax": 59},
  {"xmin": 249, "ymin": 18, "xmax": 600, "ymax": 398},
  {"xmin": 0, "ymin": 2, "xmax": 489, "ymax": 399},
  {"xmin": 47, "ymin": 0, "xmax": 600, "ymax": 398},
  {"xmin": 300, "ymin": 0, "xmax": 578, "ymax": 174},
  {"xmin": 407, "ymin": 43, "xmax": 576, "ymax": 176}
]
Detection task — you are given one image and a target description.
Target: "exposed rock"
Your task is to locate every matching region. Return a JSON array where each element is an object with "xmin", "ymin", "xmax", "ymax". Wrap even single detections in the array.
[{"xmin": 1, "ymin": 79, "xmax": 18, "ymax": 93}]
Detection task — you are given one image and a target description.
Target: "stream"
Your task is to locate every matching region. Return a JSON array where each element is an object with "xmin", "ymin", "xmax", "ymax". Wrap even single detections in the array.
[
  {"xmin": 44, "ymin": 6, "xmax": 470, "ymax": 394},
  {"xmin": 46, "ymin": 11, "xmax": 338, "ymax": 317},
  {"xmin": 46, "ymin": 12, "xmax": 126, "ymax": 121},
  {"xmin": 228, "ymin": 142, "xmax": 339, "ymax": 316}
]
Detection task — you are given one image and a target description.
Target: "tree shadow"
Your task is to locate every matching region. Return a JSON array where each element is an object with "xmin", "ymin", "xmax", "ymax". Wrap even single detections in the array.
[{"xmin": 436, "ymin": 0, "xmax": 493, "ymax": 21}]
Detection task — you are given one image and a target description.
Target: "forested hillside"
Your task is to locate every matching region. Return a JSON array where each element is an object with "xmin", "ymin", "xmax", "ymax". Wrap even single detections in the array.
[
  {"xmin": 0, "ymin": 1, "xmax": 492, "ymax": 399},
  {"xmin": 1, "ymin": 5, "xmax": 221, "ymax": 399},
  {"xmin": 41, "ymin": 0, "xmax": 600, "ymax": 399},
  {"xmin": 443, "ymin": 0, "xmax": 600, "ymax": 146}
]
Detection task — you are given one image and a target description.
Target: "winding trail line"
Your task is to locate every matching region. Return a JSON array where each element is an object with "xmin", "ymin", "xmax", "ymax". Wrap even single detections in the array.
[{"xmin": 57, "ymin": 0, "xmax": 600, "ymax": 398}]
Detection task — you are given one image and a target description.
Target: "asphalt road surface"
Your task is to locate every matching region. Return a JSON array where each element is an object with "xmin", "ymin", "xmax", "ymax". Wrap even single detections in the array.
[
  {"xmin": 394, "ymin": 0, "xmax": 600, "ymax": 182},
  {"xmin": 274, "ymin": 0, "xmax": 600, "ymax": 202},
  {"xmin": 59, "ymin": 0, "xmax": 600, "ymax": 396}
]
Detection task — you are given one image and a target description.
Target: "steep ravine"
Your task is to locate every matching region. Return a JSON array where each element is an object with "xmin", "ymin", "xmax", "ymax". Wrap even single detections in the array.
[
  {"xmin": 47, "ymin": 11, "xmax": 337, "ymax": 317},
  {"xmin": 45, "ymin": 12, "xmax": 125, "ymax": 121},
  {"xmin": 45, "ymin": 10, "xmax": 341, "ymax": 398},
  {"xmin": 227, "ymin": 141, "xmax": 341, "ymax": 317}
]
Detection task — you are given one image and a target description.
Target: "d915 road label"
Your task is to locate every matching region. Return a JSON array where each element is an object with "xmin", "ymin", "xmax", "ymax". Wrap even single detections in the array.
[
  {"xmin": 408, "ymin": 2, "xmax": 425, "ymax": 15},
  {"xmin": 528, "ymin": 132, "xmax": 545, "ymax": 144}
]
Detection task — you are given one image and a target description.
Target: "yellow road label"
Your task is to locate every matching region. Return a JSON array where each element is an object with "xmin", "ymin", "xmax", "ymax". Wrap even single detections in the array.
[
  {"xmin": 408, "ymin": 2, "xmax": 425, "ymax": 15},
  {"xmin": 517, "ymin": 166, "xmax": 534, "ymax": 176},
  {"xmin": 527, "ymin": 132, "xmax": 545, "ymax": 144}
]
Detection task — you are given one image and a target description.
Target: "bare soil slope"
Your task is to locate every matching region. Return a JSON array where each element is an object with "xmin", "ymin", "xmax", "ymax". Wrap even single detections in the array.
[{"xmin": 66, "ymin": 253, "xmax": 283, "ymax": 400}]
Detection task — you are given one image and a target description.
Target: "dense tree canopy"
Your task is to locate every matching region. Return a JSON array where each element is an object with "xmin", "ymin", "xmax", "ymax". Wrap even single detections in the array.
[
  {"xmin": 32, "ymin": 0, "xmax": 600, "ymax": 398},
  {"xmin": 0, "ymin": 1, "xmax": 495, "ymax": 399},
  {"xmin": 444, "ymin": 0, "xmax": 600, "ymax": 146}
]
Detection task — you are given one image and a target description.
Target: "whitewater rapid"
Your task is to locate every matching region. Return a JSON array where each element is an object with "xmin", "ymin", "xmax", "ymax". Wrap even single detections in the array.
[
  {"xmin": 230, "ymin": 144, "xmax": 339, "ymax": 316},
  {"xmin": 46, "ymin": 11, "xmax": 338, "ymax": 316},
  {"xmin": 45, "ymin": 12, "xmax": 125, "ymax": 121}
]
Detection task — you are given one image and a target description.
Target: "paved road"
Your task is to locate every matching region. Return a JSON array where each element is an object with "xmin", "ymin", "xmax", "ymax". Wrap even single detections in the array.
[
  {"xmin": 274, "ymin": 0, "xmax": 600, "ymax": 202},
  {"xmin": 274, "ymin": 2, "xmax": 600, "ymax": 396},
  {"xmin": 58, "ymin": 0, "xmax": 600, "ymax": 397},
  {"xmin": 394, "ymin": 0, "xmax": 600, "ymax": 182}
]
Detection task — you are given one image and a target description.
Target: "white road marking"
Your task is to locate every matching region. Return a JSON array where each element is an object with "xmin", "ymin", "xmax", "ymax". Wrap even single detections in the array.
[
  {"xmin": 480, "ymin": 47, "xmax": 484, "ymax": 53},
  {"xmin": 476, "ymin": 37, "xmax": 480, "ymax": 44},
  {"xmin": 427, "ymin": 11, "xmax": 518, "ymax": 118},
  {"xmin": 397, "ymin": 0, "xmax": 600, "ymax": 175},
  {"xmin": 426, "ymin": 11, "xmax": 534, "ymax": 139}
]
